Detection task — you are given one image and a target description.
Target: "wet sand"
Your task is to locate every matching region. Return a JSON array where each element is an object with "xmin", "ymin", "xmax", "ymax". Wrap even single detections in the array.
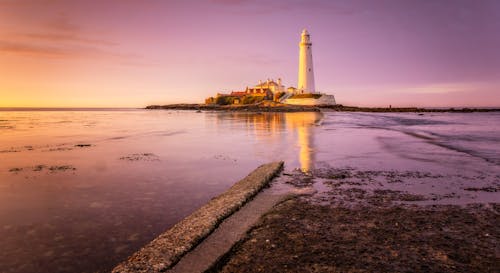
[{"xmin": 214, "ymin": 167, "xmax": 499, "ymax": 272}]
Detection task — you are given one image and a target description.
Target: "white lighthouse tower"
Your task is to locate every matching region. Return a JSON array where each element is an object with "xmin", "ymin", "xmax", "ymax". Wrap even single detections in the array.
[{"xmin": 297, "ymin": 29, "xmax": 315, "ymax": 93}]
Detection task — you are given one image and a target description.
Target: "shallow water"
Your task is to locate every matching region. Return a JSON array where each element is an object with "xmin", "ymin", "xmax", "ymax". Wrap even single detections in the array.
[
  {"xmin": 313, "ymin": 111, "xmax": 500, "ymax": 207},
  {"xmin": 0, "ymin": 109, "xmax": 498, "ymax": 272}
]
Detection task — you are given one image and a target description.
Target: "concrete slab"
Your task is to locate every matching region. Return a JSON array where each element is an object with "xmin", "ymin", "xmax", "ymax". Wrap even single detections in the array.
[
  {"xmin": 167, "ymin": 187, "xmax": 290, "ymax": 273},
  {"xmin": 112, "ymin": 162, "xmax": 284, "ymax": 273}
]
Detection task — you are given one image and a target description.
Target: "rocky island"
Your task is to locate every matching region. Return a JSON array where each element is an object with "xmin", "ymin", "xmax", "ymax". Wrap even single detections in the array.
[
  {"xmin": 145, "ymin": 103, "xmax": 499, "ymax": 113},
  {"xmin": 147, "ymin": 30, "xmax": 499, "ymax": 113}
]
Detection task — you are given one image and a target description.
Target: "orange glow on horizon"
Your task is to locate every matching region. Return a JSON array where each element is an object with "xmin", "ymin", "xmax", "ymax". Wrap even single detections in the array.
[{"xmin": 1, "ymin": 0, "xmax": 499, "ymax": 107}]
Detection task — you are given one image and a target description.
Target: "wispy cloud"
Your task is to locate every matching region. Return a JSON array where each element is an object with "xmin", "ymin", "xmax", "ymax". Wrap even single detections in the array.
[
  {"xmin": 223, "ymin": 54, "xmax": 287, "ymax": 66},
  {"xmin": 0, "ymin": 0, "xmax": 56, "ymax": 8},
  {"xmin": 0, "ymin": 40, "xmax": 68, "ymax": 57},
  {"xmin": 211, "ymin": 0, "xmax": 252, "ymax": 5},
  {"xmin": 0, "ymin": 11, "xmax": 146, "ymax": 64},
  {"xmin": 0, "ymin": 39, "xmax": 151, "ymax": 66},
  {"xmin": 0, "ymin": 34, "xmax": 123, "ymax": 59},
  {"xmin": 18, "ymin": 33, "xmax": 118, "ymax": 46},
  {"xmin": 12, "ymin": 12, "xmax": 116, "ymax": 45},
  {"xmin": 210, "ymin": 0, "xmax": 366, "ymax": 15},
  {"xmin": 400, "ymin": 82, "xmax": 494, "ymax": 94},
  {"xmin": 44, "ymin": 12, "xmax": 81, "ymax": 32}
]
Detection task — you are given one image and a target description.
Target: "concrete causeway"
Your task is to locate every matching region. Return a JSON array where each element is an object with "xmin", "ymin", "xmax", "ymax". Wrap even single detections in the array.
[
  {"xmin": 112, "ymin": 161, "xmax": 284, "ymax": 273},
  {"xmin": 167, "ymin": 184, "xmax": 292, "ymax": 273}
]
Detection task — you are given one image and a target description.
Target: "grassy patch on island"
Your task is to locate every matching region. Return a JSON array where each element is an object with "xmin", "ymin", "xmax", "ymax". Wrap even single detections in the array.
[{"xmin": 289, "ymin": 93, "xmax": 322, "ymax": 99}]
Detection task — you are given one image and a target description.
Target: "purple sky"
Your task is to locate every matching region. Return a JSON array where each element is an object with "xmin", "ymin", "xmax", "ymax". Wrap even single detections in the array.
[{"xmin": 1, "ymin": 0, "xmax": 499, "ymax": 107}]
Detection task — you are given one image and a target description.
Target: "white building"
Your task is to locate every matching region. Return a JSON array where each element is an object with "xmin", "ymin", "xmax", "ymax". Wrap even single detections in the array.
[
  {"xmin": 282, "ymin": 29, "xmax": 336, "ymax": 105},
  {"xmin": 297, "ymin": 29, "xmax": 316, "ymax": 93},
  {"xmin": 252, "ymin": 78, "xmax": 285, "ymax": 94}
]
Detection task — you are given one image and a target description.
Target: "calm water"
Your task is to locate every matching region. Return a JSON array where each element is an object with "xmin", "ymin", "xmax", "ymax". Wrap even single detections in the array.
[{"xmin": 0, "ymin": 109, "xmax": 499, "ymax": 273}]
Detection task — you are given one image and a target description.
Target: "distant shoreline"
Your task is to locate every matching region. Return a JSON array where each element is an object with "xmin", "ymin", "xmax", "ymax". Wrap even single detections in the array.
[
  {"xmin": 0, "ymin": 107, "xmax": 140, "ymax": 111},
  {"xmin": 145, "ymin": 104, "xmax": 500, "ymax": 113},
  {"xmin": 146, "ymin": 103, "xmax": 321, "ymax": 112},
  {"xmin": 1, "ymin": 105, "xmax": 497, "ymax": 113}
]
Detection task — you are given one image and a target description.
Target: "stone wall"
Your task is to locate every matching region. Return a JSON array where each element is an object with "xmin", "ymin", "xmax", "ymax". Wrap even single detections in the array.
[{"xmin": 284, "ymin": 94, "xmax": 336, "ymax": 106}]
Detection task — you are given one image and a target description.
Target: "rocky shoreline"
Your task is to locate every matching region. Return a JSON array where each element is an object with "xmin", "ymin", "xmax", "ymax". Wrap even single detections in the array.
[
  {"xmin": 145, "ymin": 103, "xmax": 320, "ymax": 112},
  {"xmin": 145, "ymin": 103, "xmax": 500, "ymax": 113},
  {"xmin": 212, "ymin": 166, "xmax": 500, "ymax": 273},
  {"xmin": 215, "ymin": 198, "xmax": 498, "ymax": 273}
]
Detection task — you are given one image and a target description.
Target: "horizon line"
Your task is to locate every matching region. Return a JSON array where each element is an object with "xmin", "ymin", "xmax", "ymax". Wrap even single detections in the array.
[{"xmin": 1, "ymin": 106, "xmax": 500, "ymax": 111}]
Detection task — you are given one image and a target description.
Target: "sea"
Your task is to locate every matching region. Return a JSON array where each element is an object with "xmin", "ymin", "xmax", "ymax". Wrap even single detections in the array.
[{"xmin": 0, "ymin": 108, "xmax": 499, "ymax": 273}]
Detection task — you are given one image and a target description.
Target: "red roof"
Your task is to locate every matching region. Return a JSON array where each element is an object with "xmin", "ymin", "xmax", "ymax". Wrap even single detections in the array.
[
  {"xmin": 247, "ymin": 88, "xmax": 271, "ymax": 93},
  {"xmin": 230, "ymin": 91, "xmax": 247, "ymax": 97}
]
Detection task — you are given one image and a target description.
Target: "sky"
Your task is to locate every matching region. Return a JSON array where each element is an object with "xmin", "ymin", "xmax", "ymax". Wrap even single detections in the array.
[{"xmin": 0, "ymin": 0, "xmax": 499, "ymax": 107}]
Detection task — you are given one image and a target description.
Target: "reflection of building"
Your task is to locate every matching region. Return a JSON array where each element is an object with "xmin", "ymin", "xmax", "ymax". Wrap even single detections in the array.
[
  {"xmin": 212, "ymin": 112, "xmax": 286, "ymax": 141},
  {"xmin": 284, "ymin": 112, "xmax": 320, "ymax": 173},
  {"xmin": 210, "ymin": 112, "xmax": 320, "ymax": 172}
]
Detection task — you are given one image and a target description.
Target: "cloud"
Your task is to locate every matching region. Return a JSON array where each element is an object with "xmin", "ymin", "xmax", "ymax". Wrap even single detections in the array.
[
  {"xmin": 0, "ymin": 9, "xmax": 147, "ymax": 64},
  {"xmin": 45, "ymin": 12, "xmax": 81, "ymax": 32},
  {"xmin": 0, "ymin": 33, "xmax": 125, "ymax": 60},
  {"xmin": 224, "ymin": 54, "xmax": 286, "ymax": 66},
  {"xmin": 12, "ymin": 12, "xmax": 117, "ymax": 45},
  {"xmin": 0, "ymin": 0, "xmax": 56, "ymax": 8},
  {"xmin": 0, "ymin": 39, "xmax": 150, "ymax": 65},
  {"xmin": 19, "ymin": 33, "xmax": 118, "ymax": 46},
  {"xmin": 210, "ymin": 0, "xmax": 366, "ymax": 15},
  {"xmin": 211, "ymin": 0, "xmax": 252, "ymax": 5},
  {"xmin": 0, "ymin": 40, "xmax": 68, "ymax": 57},
  {"xmin": 399, "ymin": 82, "xmax": 497, "ymax": 95}
]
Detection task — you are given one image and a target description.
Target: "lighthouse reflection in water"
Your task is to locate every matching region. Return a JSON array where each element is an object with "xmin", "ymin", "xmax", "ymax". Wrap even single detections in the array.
[{"xmin": 212, "ymin": 112, "xmax": 321, "ymax": 172}]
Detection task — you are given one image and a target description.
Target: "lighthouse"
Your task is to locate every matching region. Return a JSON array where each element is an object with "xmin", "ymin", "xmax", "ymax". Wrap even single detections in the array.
[{"xmin": 297, "ymin": 29, "xmax": 315, "ymax": 93}]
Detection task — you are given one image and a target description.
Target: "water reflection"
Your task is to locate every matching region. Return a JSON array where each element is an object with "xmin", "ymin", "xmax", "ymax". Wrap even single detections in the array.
[
  {"xmin": 210, "ymin": 112, "xmax": 322, "ymax": 172},
  {"xmin": 2, "ymin": 110, "xmax": 497, "ymax": 273},
  {"xmin": 0, "ymin": 110, "xmax": 323, "ymax": 273}
]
